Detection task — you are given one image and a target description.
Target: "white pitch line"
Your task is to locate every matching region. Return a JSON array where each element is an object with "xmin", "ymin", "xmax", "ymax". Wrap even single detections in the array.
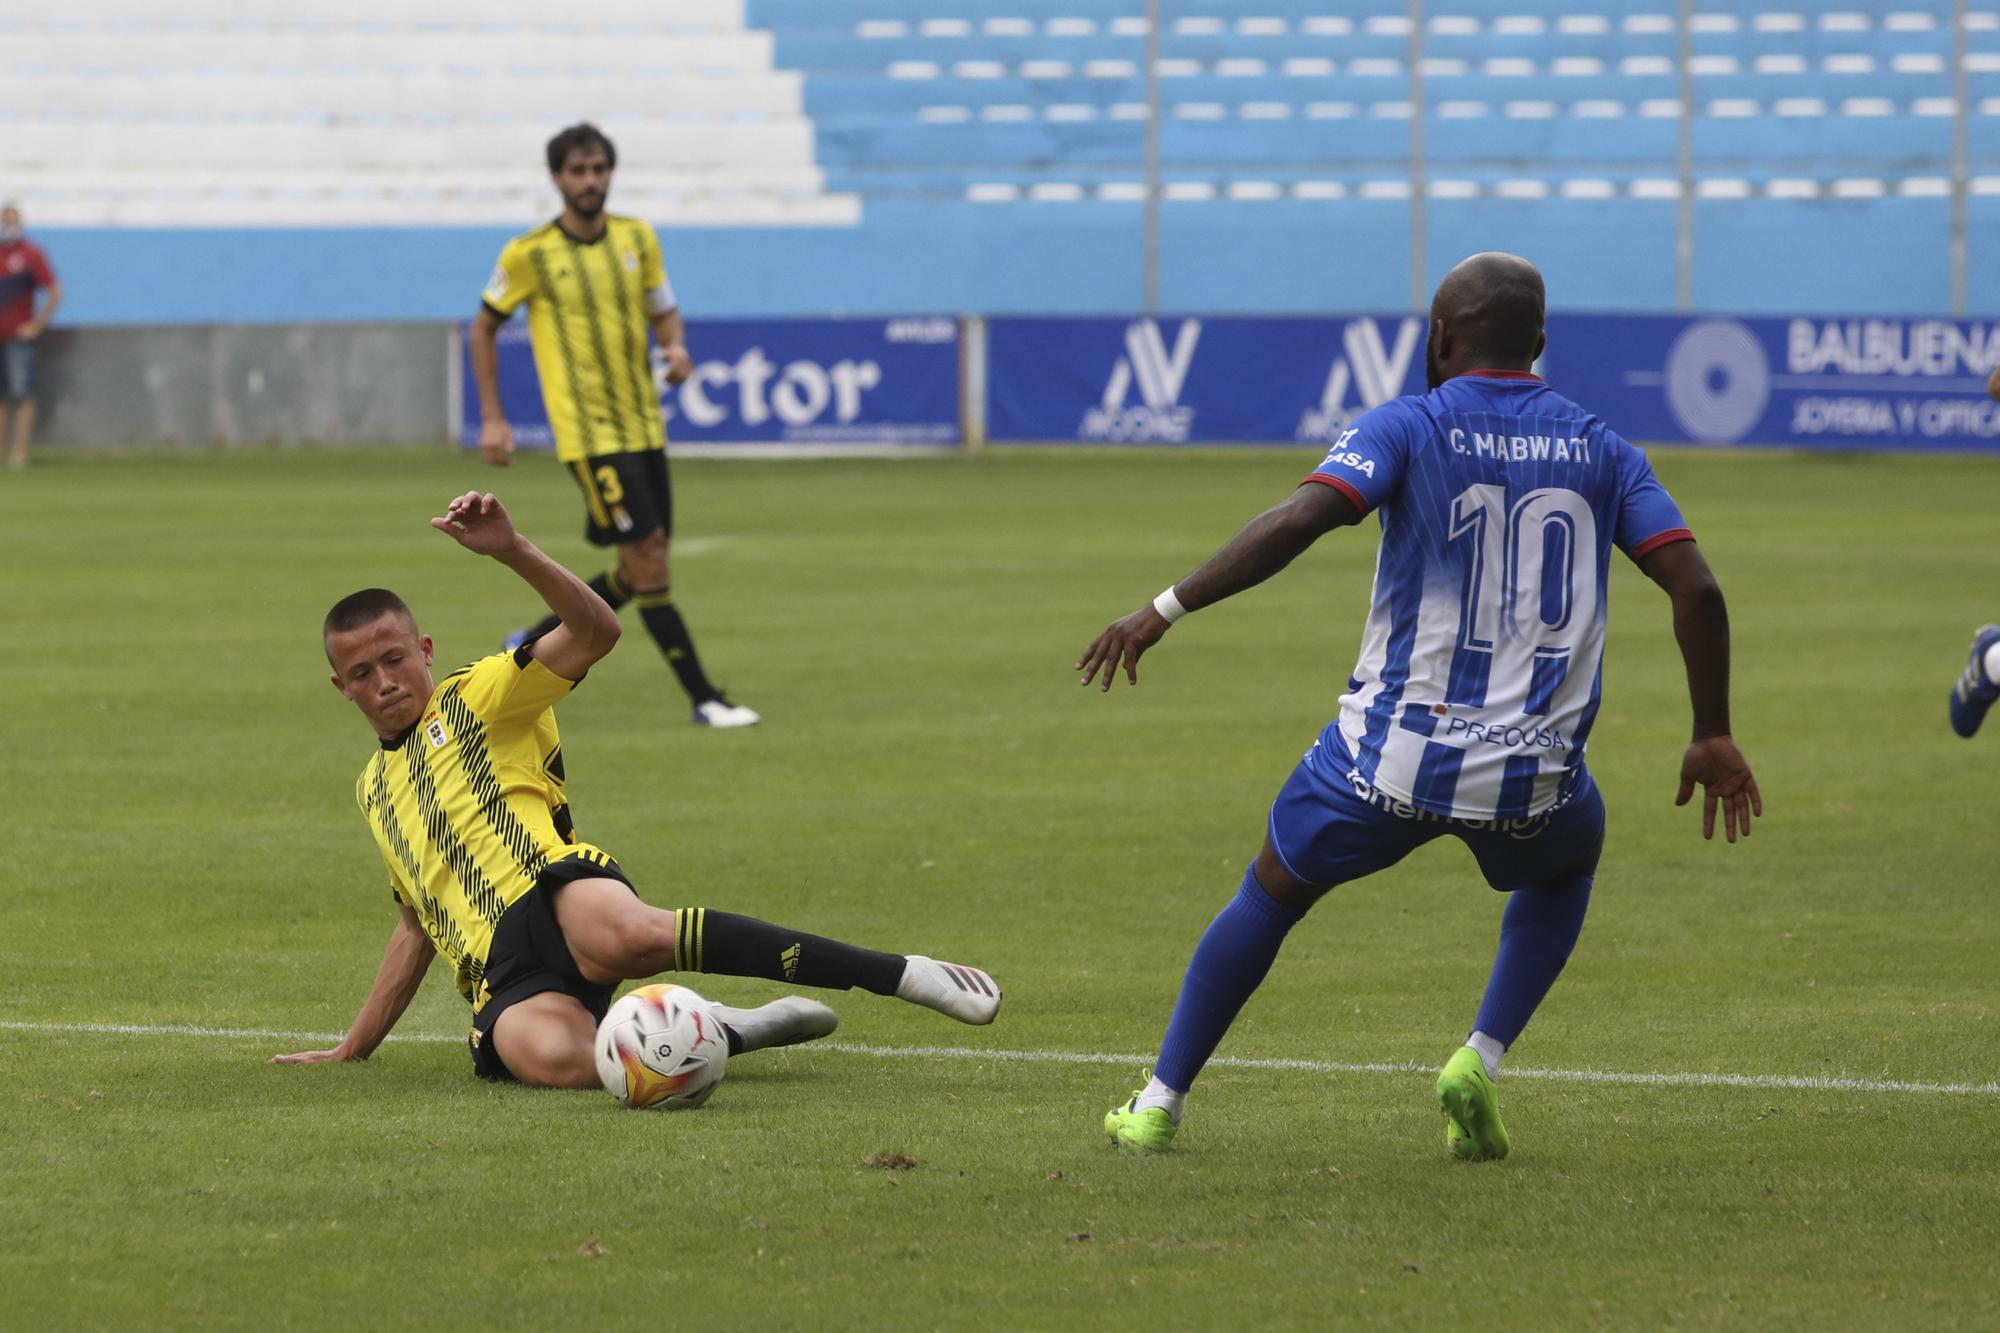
[
  {"xmin": 3, "ymin": 1021, "xmax": 1995, "ymax": 1097},
  {"xmin": 819, "ymin": 1042, "xmax": 2000, "ymax": 1097}
]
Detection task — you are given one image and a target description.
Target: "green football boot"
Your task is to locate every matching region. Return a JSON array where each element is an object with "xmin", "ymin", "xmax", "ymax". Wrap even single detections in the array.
[
  {"xmin": 1104, "ymin": 1077, "xmax": 1180, "ymax": 1152},
  {"xmin": 1436, "ymin": 1046, "xmax": 1510, "ymax": 1161}
]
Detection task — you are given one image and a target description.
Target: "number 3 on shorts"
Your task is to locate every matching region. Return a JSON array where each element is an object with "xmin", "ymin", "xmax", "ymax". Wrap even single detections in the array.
[{"xmin": 594, "ymin": 464, "xmax": 626, "ymax": 506}]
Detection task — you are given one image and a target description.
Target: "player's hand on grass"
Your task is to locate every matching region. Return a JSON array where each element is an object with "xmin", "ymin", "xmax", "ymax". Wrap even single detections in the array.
[
  {"xmin": 270, "ymin": 1047, "xmax": 354, "ymax": 1066},
  {"xmin": 661, "ymin": 343, "xmax": 694, "ymax": 386},
  {"xmin": 1675, "ymin": 735, "xmax": 1762, "ymax": 843},
  {"xmin": 1076, "ymin": 605, "xmax": 1172, "ymax": 693},
  {"xmin": 431, "ymin": 491, "xmax": 521, "ymax": 557},
  {"xmin": 478, "ymin": 418, "xmax": 515, "ymax": 467}
]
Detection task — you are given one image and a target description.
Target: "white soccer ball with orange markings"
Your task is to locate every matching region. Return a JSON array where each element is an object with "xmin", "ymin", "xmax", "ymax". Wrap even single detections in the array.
[{"xmin": 594, "ymin": 983, "xmax": 729, "ymax": 1110}]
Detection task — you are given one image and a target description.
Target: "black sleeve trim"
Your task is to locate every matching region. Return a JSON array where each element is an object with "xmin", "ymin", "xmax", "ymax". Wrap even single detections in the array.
[
  {"xmin": 512, "ymin": 644, "xmax": 535, "ymax": 668},
  {"xmin": 480, "ymin": 299, "xmax": 514, "ymax": 322}
]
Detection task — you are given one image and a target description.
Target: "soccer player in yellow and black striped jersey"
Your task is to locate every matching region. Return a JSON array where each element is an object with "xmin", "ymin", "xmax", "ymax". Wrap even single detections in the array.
[
  {"xmin": 273, "ymin": 491, "xmax": 1001, "ymax": 1088},
  {"xmin": 467, "ymin": 121, "xmax": 760, "ymax": 732}
]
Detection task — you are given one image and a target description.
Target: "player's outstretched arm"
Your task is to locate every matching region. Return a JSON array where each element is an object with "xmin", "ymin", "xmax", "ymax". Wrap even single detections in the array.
[
  {"xmin": 1639, "ymin": 539, "xmax": 1763, "ymax": 842},
  {"xmin": 1076, "ymin": 482, "xmax": 1359, "ymax": 692},
  {"xmin": 431, "ymin": 491, "xmax": 621, "ymax": 680},
  {"xmin": 468, "ymin": 306, "xmax": 515, "ymax": 467},
  {"xmin": 272, "ymin": 905, "xmax": 434, "ymax": 1065}
]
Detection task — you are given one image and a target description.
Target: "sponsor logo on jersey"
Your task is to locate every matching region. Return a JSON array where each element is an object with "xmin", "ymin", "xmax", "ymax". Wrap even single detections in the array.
[
  {"xmin": 1442, "ymin": 716, "xmax": 1570, "ymax": 751},
  {"xmin": 1343, "ymin": 765, "xmax": 1561, "ymax": 838},
  {"xmin": 1297, "ymin": 317, "xmax": 1424, "ymax": 441},
  {"xmin": 1317, "ymin": 430, "xmax": 1377, "ymax": 477},
  {"xmin": 1081, "ymin": 318, "xmax": 1200, "ymax": 442}
]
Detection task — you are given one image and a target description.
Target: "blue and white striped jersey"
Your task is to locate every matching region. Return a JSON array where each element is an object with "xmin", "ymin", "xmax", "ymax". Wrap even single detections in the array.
[{"xmin": 1306, "ymin": 371, "xmax": 1692, "ymax": 821}]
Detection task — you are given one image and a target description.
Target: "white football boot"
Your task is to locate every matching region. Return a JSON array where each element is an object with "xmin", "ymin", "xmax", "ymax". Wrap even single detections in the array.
[
  {"xmin": 710, "ymin": 996, "xmax": 838, "ymax": 1053},
  {"xmin": 693, "ymin": 697, "xmax": 761, "ymax": 728},
  {"xmin": 896, "ymin": 956, "xmax": 1003, "ymax": 1025}
]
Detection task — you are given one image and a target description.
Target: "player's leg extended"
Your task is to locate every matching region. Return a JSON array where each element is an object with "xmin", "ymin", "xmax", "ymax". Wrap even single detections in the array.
[
  {"xmin": 1105, "ymin": 840, "xmax": 1319, "ymax": 1151},
  {"xmin": 551, "ymin": 878, "xmax": 1000, "ymax": 1024},
  {"xmin": 622, "ymin": 531, "xmax": 710, "ymax": 701},
  {"xmin": 1106, "ymin": 753, "xmax": 1431, "ymax": 1151},
  {"xmin": 1442, "ymin": 789, "xmax": 1606, "ymax": 1160},
  {"xmin": 490, "ymin": 990, "xmax": 602, "ymax": 1089},
  {"xmin": 610, "ymin": 455, "xmax": 754, "ymax": 724},
  {"xmin": 620, "ymin": 534, "xmax": 754, "ymax": 725}
]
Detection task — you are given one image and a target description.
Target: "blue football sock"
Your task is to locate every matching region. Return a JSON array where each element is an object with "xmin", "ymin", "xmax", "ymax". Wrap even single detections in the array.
[
  {"xmin": 1470, "ymin": 868, "xmax": 1594, "ymax": 1048},
  {"xmin": 1153, "ymin": 867, "xmax": 1306, "ymax": 1093}
]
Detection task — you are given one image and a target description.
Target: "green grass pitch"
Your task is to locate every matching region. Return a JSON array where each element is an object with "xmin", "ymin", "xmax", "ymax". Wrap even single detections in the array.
[{"xmin": 2, "ymin": 444, "xmax": 1996, "ymax": 1330}]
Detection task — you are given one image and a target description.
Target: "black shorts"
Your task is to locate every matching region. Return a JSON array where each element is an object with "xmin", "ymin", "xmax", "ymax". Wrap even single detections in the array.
[
  {"xmin": 468, "ymin": 853, "xmax": 636, "ymax": 1081},
  {"xmin": 568, "ymin": 449, "xmax": 672, "ymax": 548}
]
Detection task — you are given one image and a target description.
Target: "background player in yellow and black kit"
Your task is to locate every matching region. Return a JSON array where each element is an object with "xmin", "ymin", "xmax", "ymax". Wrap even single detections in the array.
[
  {"xmin": 273, "ymin": 491, "xmax": 1000, "ymax": 1088},
  {"xmin": 467, "ymin": 122, "xmax": 759, "ymax": 730}
]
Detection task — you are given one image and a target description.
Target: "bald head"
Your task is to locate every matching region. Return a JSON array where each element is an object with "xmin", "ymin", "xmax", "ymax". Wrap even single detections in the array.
[{"xmin": 1425, "ymin": 252, "xmax": 1546, "ymax": 387}]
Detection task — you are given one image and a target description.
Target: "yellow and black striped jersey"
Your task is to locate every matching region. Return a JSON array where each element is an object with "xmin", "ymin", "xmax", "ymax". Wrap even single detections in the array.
[
  {"xmin": 354, "ymin": 648, "xmax": 609, "ymax": 1007},
  {"xmin": 482, "ymin": 214, "xmax": 673, "ymax": 463}
]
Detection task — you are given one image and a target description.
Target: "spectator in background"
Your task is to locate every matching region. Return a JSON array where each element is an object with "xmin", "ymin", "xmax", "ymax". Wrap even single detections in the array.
[{"xmin": 0, "ymin": 202, "xmax": 61, "ymax": 471}]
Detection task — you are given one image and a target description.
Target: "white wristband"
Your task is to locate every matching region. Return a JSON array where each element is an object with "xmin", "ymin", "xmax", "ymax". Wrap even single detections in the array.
[{"xmin": 1153, "ymin": 586, "xmax": 1188, "ymax": 624}]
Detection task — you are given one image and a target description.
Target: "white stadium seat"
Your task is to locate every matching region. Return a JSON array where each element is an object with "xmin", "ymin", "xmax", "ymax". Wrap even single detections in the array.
[
  {"xmin": 0, "ymin": 4, "xmax": 845, "ymax": 227},
  {"xmin": 0, "ymin": 119, "xmax": 814, "ymax": 171},
  {"xmin": 2, "ymin": 31, "xmax": 777, "ymax": 73},
  {"xmin": 34, "ymin": 0, "xmax": 748, "ymax": 31},
  {"xmin": 0, "ymin": 71, "xmax": 804, "ymax": 119}
]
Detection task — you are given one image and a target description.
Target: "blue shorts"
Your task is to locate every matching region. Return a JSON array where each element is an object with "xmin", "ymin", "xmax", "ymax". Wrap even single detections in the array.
[
  {"xmin": 1268, "ymin": 735, "xmax": 1605, "ymax": 893},
  {"xmin": 2, "ymin": 341, "xmax": 33, "ymax": 400}
]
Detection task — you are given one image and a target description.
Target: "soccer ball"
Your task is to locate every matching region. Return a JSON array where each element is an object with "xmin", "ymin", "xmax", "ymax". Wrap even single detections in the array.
[{"xmin": 594, "ymin": 983, "xmax": 729, "ymax": 1110}]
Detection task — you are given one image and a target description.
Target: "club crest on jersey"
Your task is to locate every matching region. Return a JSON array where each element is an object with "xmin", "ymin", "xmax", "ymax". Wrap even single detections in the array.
[
  {"xmin": 621, "ymin": 248, "xmax": 639, "ymax": 272},
  {"xmin": 425, "ymin": 717, "xmax": 450, "ymax": 749}
]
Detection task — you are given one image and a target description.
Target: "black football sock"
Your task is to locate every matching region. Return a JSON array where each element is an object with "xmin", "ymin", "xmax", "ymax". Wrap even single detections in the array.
[
  {"xmin": 634, "ymin": 588, "xmax": 721, "ymax": 704},
  {"xmin": 669, "ymin": 908, "xmax": 906, "ymax": 996},
  {"xmin": 516, "ymin": 571, "xmax": 631, "ymax": 643}
]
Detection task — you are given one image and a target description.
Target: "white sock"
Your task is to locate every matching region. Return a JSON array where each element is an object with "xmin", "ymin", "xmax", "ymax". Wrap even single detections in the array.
[
  {"xmin": 1466, "ymin": 1031, "xmax": 1506, "ymax": 1083},
  {"xmin": 1983, "ymin": 641, "xmax": 2000, "ymax": 684},
  {"xmin": 1133, "ymin": 1075, "xmax": 1186, "ymax": 1124}
]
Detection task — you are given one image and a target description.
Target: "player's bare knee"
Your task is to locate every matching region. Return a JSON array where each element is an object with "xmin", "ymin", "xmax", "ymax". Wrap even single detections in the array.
[
  {"xmin": 511, "ymin": 1039, "xmax": 598, "ymax": 1090},
  {"xmin": 525, "ymin": 1048, "xmax": 601, "ymax": 1091}
]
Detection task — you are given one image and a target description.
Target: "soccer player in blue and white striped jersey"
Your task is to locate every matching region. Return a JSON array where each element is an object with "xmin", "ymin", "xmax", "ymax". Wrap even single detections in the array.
[{"xmin": 1078, "ymin": 253, "xmax": 1761, "ymax": 1158}]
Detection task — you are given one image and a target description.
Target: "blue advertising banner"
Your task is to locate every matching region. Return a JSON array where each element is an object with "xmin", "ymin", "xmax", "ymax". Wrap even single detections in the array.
[
  {"xmin": 988, "ymin": 311, "xmax": 2000, "ymax": 451},
  {"xmin": 987, "ymin": 314, "xmax": 1428, "ymax": 444},
  {"xmin": 1540, "ymin": 312, "xmax": 2000, "ymax": 452},
  {"xmin": 460, "ymin": 316, "xmax": 961, "ymax": 447}
]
